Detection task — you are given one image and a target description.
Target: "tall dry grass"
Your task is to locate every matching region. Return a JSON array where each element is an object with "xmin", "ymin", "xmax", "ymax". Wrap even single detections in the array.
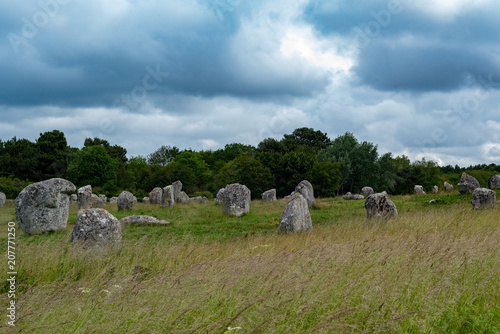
[{"xmin": 0, "ymin": 194, "xmax": 499, "ymax": 333}]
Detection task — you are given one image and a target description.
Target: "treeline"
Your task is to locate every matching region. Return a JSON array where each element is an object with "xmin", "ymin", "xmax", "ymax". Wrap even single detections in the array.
[{"xmin": 1, "ymin": 128, "xmax": 499, "ymax": 199}]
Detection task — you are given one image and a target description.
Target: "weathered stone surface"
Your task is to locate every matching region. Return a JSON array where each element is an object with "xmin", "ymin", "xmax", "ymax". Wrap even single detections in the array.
[
  {"xmin": 457, "ymin": 173, "xmax": 480, "ymax": 194},
  {"xmin": 489, "ymin": 174, "xmax": 500, "ymax": 189},
  {"xmin": 365, "ymin": 193, "xmax": 398, "ymax": 220},
  {"xmin": 133, "ymin": 196, "xmax": 138, "ymax": 203},
  {"xmin": 414, "ymin": 185, "xmax": 426, "ymax": 195},
  {"xmin": 172, "ymin": 181, "xmax": 183, "ymax": 203},
  {"xmin": 119, "ymin": 215, "xmax": 170, "ymax": 226},
  {"xmin": 78, "ymin": 185, "xmax": 93, "ymax": 210},
  {"xmin": 177, "ymin": 191, "xmax": 190, "ymax": 204},
  {"xmin": 262, "ymin": 189, "xmax": 277, "ymax": 202},
  {"xmin": 292, "ymin": 180, "xmax": 315, "ymax": 208},
  {"xmin": 277, "ymin": 193, "xmax": 312, "ymax": 234},
  {"xmin": 15, "ymin": 178, "xmax": 76, "ymax": 235},
  {"xmin": 190, "ymin": 196, "xmax": 208, "ymax": 203},
  {"xmin": 99, "ymin": 194, "xmax": 107, "ymax": 203},
  {"xmin": 149, "ymin": 187, "xmax": 163, "ymax": 205},
  {"xmin": 343, "ymin": 192, "xmax": 365, "ymax": 200},
  {"xmin": 117, "ymin": 191, "xmax": 134, "ymax": 211},
  {"xmin": 142, "ymin": 197, "xmax": 150, "ymax": 204},
  {"xmin": 71, "ymin": 208, "xmax": 121, "ymax": 247},
  {"xmin": 0, "ymin": 192, "xmax": 6, "ymax": 208},
  {"xmin": 70, "ymin": 194, "xmax": 77, "ymax": 203},
  {"xmin": 109, "ymin": 197, "xmax": 118, "ymax": 204},
  {"xmin": 162, "ymin": 185, "xmax": 174, "ymax": 208},
  {"xmin": 222, "ymin": 183, "xmax": 251, "ymax": 216},
  {"xmin": 444, "ymin": 182, "xmax": 454, "ymax": 192},
  {"xmin": 215, "ymin": 188, "xmax": 225, "ymax": 204},
  {"xmin": 471, "ymin": 188, "xmax": 496, "ymax": 209},
  {"xmin": 361, "ymin": 187, "xmax": 374, "ymax": 198},
  {"xmin": 432, "ymin": 185, "xmax": 438, "ymax": 194}
]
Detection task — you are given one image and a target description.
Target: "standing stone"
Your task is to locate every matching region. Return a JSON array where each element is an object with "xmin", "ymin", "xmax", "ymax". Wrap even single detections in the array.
[
  {"xmin": 71, "ymin": 208, "xmax": 122, "ymax": 247},
  {"xmin": 292, "ymin": 180, "xmax": 315, "ymax": 208},
  {"xmin": 277, "ymin": 193, "xmax": 312, "ymax": 234},
  {"xmin": 91, "ymin": 194, "xmax": 105, "ymax": 208},
  {"xmin": 432, "ymin": 185, "xmax": 438, "ymax": 194},
  {"xmin": 149, "ymin": 187, "xmax": 163, "ymax": 205},
  {"xmin": 444, "ymin": 182, "xmax": 454, "ymax": 192},
  {"xmin": 215, "ymin": 188, "xmax": 225, "ymax": 204},
  {"xmin": 471, "ymin": 188, "xmax": 496, "ymax": 209},
  {"xmin": 457, "ymin": 173, "xmax": 480, "ymax": 194},
  {"xmin": 489, "ymin": 174, "xmax": 500, "ymax": 189},
  {"xmin": 177, "ymin": 191, "xmax": 190, "ymax": 204},
  {"xmin": 361, "ymin": 187, "xmax": 374, "ymax": 198},
  {"xmin": 222, "ymin": 183, "xmax": 251, "ymax": 216},
  {"xmin": 70, "ymin": 194, "xmax": 77, "ymax": 203},
  {"xmin": 365, "ymin": 193, "xmax": 398, "ymax": 220},
  {"xmin": 142, "ymin": 197, "xmax": 150, "ymax": 204},
  {"xmin": 172, "ymin": 181, "xmax": 183, "ymax": 203},
  {"xmin": 99, "ymin": 194, "xmax": 107, "ymax": 203},
  {"xmin": 109, "ymin": 197, "xmax": 118, "ymax": 204},
  {"xmin": 343, "ymin": 192, "xmax": 365, "ymax": 200},
  {"xmin": 162, "ymin": 185, "xmax": 174, "ymax": 208},
  {"xmin": 262, "ymin": 189, "xmax": 277, "ymax": 202},
  {"xmin": 15, "ymin": 178, "xmax": 76, "ymax": 235},
  {"xmin": 78, "ymin": 185, "xmax": 93, "ymax": 210},
  {"xmin": 0, "ymin": 192, "xmax": 6, "ymax": 208},
  {"xmin": 117, "ymin": 191, "xmax": 134, "ymax": 211},
  {"xmin": 414, "ymin": 185, "xmax": 426, "ymax": 195}
]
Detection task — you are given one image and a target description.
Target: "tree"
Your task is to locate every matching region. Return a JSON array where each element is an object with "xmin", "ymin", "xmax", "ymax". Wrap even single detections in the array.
[
  {"xmin": 282, "ymin": 127, "xmax": 331, "ymax": 153},
  {"xmin": 147, "ymin": 145, "xmax": 179, "ymax": 167},
  {"xmin": 311, "ymin": 161, "xmax": 341, "ymax": 197},
  {"xmin": 84, "ymin": 137, "xmax": 128, "ymax": 165},
  {"xmin": 215, "ymin": 154, "xmax": 274, "ymax": 199},
  {"xmin": 376, "ymin": 152, "xmax": 398, "ymax": 192},
  {"xmin": 36, "ymin": 130, "xmax": 69, "ymax": 180},
  {"xmin": 0, "ymin": 137, "xmax": 40, "ymax": 181},
  {"xmin": 276, "ymin": 151, "xmax": 316, "ymax": 196},
  {"xmin": 213, "ymin": 143, "xmax": 256, "ymax": 163},
  {"xmin": 67, "ymin": 146, "xmax": 118, "ymax": 187}
]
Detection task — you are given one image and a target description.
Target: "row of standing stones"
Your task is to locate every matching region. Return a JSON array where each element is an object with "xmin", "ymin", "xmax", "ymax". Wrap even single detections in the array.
[{"xmin": 4, "ymin": 173, "xmax": 499, "ymax": 248}]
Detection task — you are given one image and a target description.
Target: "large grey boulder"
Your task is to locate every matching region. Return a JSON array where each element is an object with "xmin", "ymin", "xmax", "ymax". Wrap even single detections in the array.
[
  {"xmin": 361, "ymin": 187, "xmax": 374, "ymax": 198},
  {"xmin": 177, "ymin": 191, "xmax": 190, "ymax": 204},
  {"xmin": 262, "ymin": 189, "xmax": 277, "ymax": 202},
  {"xmin": 0, "ymin": 192, "xmax": 6, "ymax": 208},
  {"xmin": 277, "ymin": 193, "xmax": 312, "ymax": 234},
  {"xmin": 71, "ymin": 208, "xmax": 122, "ymax": 247},
  {"xmin": 471, "ymin": 188, "xmax": 496, "ymax": 209},
  {"xmin": 414, "ymin": 185, "xmax": 426, "ymax": 195},
  {"xmin": 432, "ymin": 185, "xmax": 438, "ymax": 194},
  {"xmin": 444, "ymin": 182, "xmax": 454, "ymax": 192},
  {"xmin": 172, "ymin": 181, "xmax": 183, "ymax": 203},
  {"xmin": 222, "ymin": 183, "xmax": 251, "ymax": 216},
  {"xmin": 489, "ymin": 174, "xmax": 500, "ymax": 189},
  {"xmin": 365, "ymin": 192, "xmax": 398, "ymax": 220},
  {"xmin": 149, "ymin": 187, "xmax": 163, "ymax": 205},
  {"xmin": 117, "ymin": 191, "xmax": 134, "ymax": 211},
  {"xmin": 162, "ymin": 185, "xmax": 174, "ymax": 208},
  {"xmin": 457, "ymin": 173, "xmax": 480, "ymax": 194},
  {"xmin": 215, "ymin": 188, "xmax": 225, "ymax": 204},
  {"xmin": 78, "ymin": 185, "xmax": 93, "ymax": 210},
  {"xmin": 292, "ymin": 180, "xmax": 315, "ymax": 208},
  {"xmin": 119, "ymin": 215, "xmax": 170, "ymax": 226},
  {"xmin": 343, "ymin": 192, "xmax": 365, "ymax": 200},
  {"xmin": 15, "ymin": 178, "xmax": 75, "ymax": 235}
]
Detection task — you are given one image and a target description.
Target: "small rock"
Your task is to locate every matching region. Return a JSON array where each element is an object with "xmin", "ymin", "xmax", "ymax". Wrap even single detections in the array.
[
  {"xmin": 91, "ymin": 194, "xmax": 105, "ymax": 208},
  {"xmin": 444, "ymin": 182, "xmax": 454, "ymax": 191},
  {"xmin": 222, "ymin": 183, "xmax": 251, "ymax": 216},
  {"xmin": 117, "ymin": 191, "xmax": 134, "ymax": 211},
  {"xmin": 432, "ymin": 186, "xmax": 438, "ymax": 194},
  {"xmin": 177, "ymin": 191, "xmax": 190, "ymax": 204},
  {"xmin": 149, "ymin": 187, "xmax": 163, "ymax": 205},
  {"xmin": 70, "ymin": 194, "xmax": 77, "ymax": 203},
  {"xmin": 365, "ymin": 193, "xmax": 398, "ymax": 220},
  {"xmin": 190, "ymin": 196, "xmax": 208, "ymax": 203},
  {"xmin": 78, "ymin": 185, "xmax": 93, "ymax": 210},
  {"xmin": 215, "ymin": 188, "xmax": 225, "ymax": 204},
  {"xmin": 0, "ymin": 192, "xmax": 6, "ymax": 208},
  {"xmin": 99, "ymin": 194, "xmax": 107, "ymax": 203},
  {"xmin": 457, "ymin": 173, "xmax": 480, "ymax": 194},
  {"xmin": 172, "ymin": 181, "xmax": 183, "ymax": 203},
  {"xmin": 343, "ymin": 192, "xmax": 365, "ymax": 200},
  {"xmin": 109, "ymin": 197, "xmax": 118, "ymax": 204},
  {"xmin": 414, "ymin": 185, "xmax": 426, "ymax": 195},
  {"xmin": 489, "ymin": 174, "xmax": 500, "ymax": 189},
  {"xmin": 162, "ymin": 185, "xmax": 174, "ymax": 208},
  {"xmin": 291, "ymin": 180, "xmax": 315, "ymax": 208},
  {"xmin": 471, "ymin": 188, "xmax": 496, "ymax": 209},
  {"xmin": 142, "ymin": 197, "xmax": 150, "ymax": 204},
  {"xmin": 120, "ymin": 215, "xmax": 170, "ymax": 225},
  {"xmin": 361, "ymin": 187, "xmax": 374, "ymax": 198},
  {"xmin": 71, "ymin": 208, "xmax": 121, "ymax": 247}
]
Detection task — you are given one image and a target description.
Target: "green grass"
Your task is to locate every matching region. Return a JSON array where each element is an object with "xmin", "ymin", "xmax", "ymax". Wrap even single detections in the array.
[{"xmin": 0, "ymin": 191, "xmax": 499, "ymax": 333}]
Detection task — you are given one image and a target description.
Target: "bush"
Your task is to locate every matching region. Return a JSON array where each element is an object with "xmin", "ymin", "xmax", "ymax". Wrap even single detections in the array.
[{"xmin": 0, "ymin": 176, "xmax": 32, "ymax": 198}]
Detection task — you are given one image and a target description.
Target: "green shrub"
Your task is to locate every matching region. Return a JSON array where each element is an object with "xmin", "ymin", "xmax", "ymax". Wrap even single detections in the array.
[{"xmin": 0, "ymin": 176, "xmax": 32, "ymax": 198}]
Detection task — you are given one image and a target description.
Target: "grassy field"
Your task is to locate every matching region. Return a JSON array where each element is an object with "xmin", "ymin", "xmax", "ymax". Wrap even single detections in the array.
[{"xmin": 1, "ymin": 191, "xmax": 499, "ymax": 333}]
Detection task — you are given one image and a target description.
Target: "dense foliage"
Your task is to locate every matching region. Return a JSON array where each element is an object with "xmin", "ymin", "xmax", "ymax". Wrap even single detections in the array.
[{"xmin": 0, "ymin": 128, "xmax": 499, "ymax": 198}]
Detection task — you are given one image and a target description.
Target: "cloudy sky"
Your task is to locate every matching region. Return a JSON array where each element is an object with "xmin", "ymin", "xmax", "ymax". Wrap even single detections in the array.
[{"xmin": 1, "ymin": 0, "xmax": 500, "ymax": 166}]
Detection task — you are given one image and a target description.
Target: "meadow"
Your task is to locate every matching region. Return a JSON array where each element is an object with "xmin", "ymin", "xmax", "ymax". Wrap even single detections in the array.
[{"xmin": 1, "ymin": 191, "xmax": 499, "ymax": 333}]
